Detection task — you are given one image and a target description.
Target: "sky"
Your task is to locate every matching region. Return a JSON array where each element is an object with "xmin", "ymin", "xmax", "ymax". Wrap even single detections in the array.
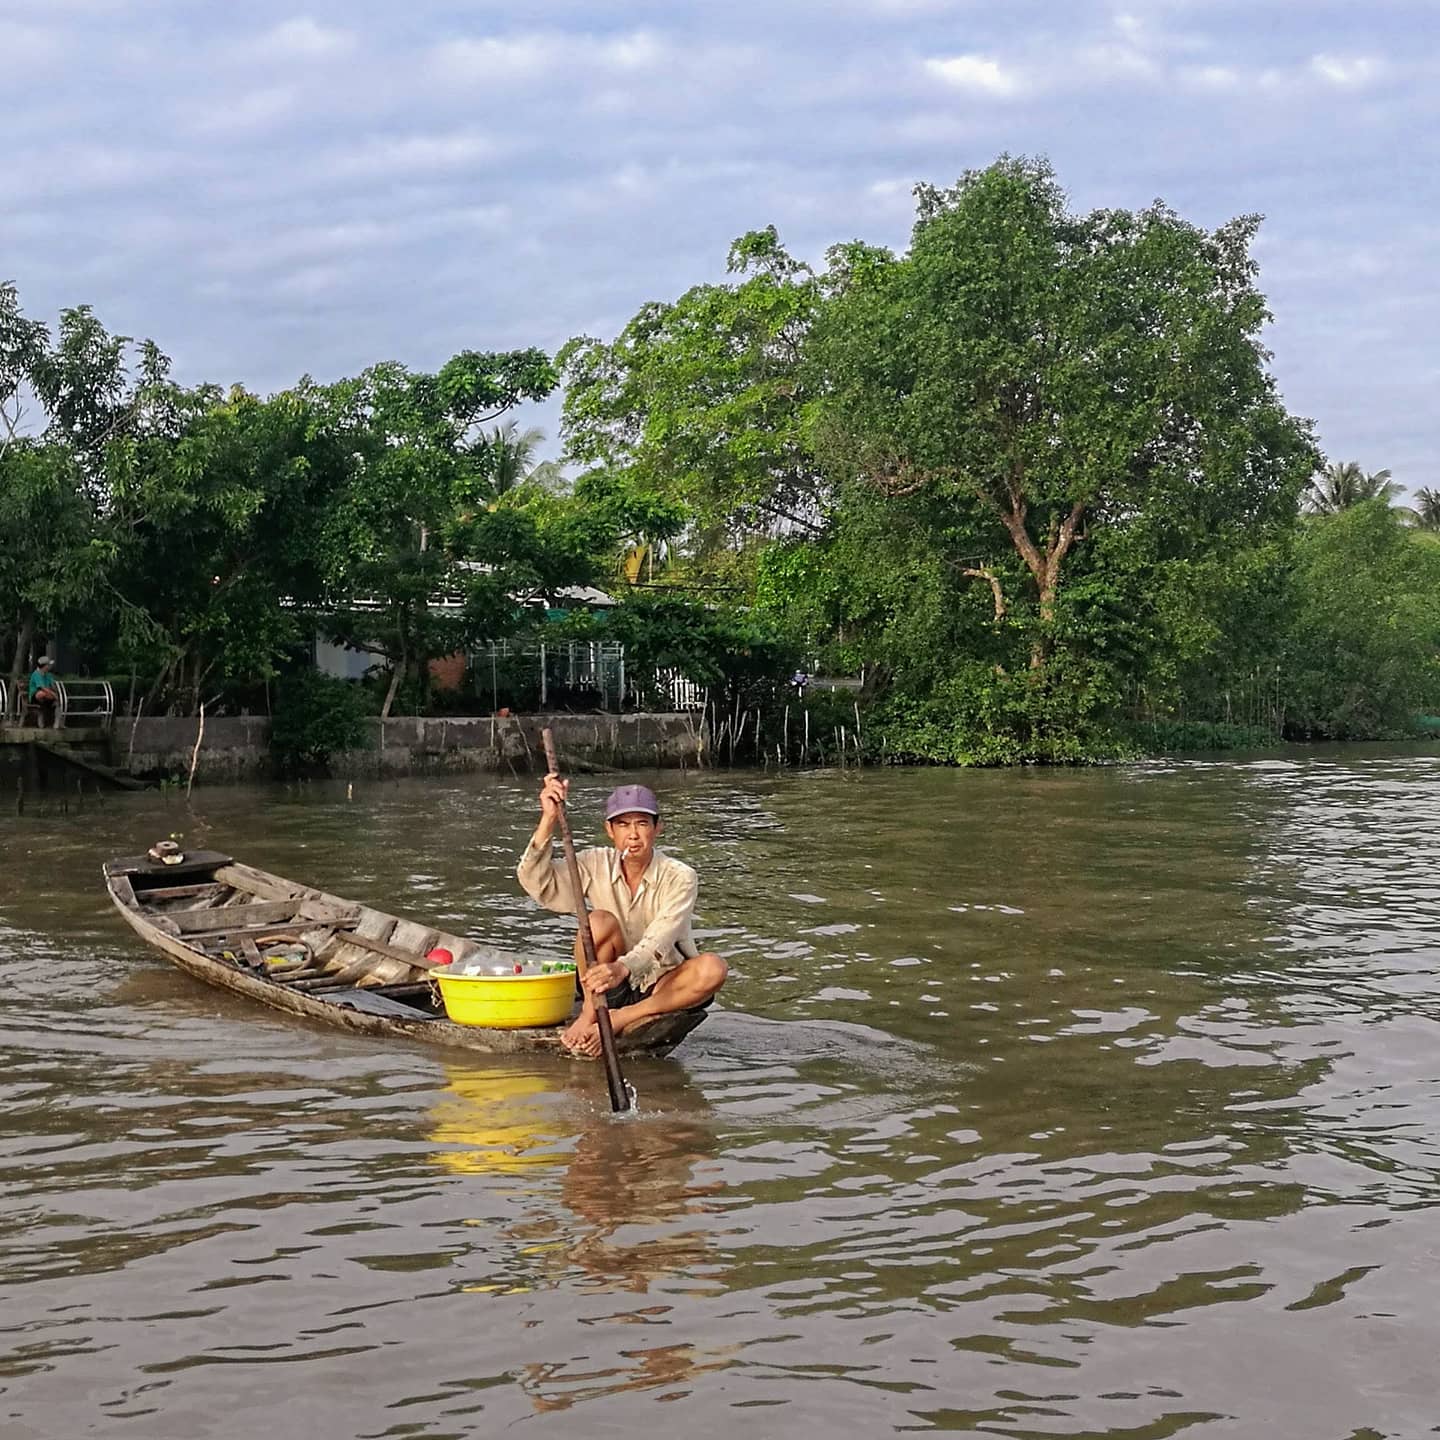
[{"xmin": 1, "ymin": 0, "xmax": 1435, "ymax": 485}]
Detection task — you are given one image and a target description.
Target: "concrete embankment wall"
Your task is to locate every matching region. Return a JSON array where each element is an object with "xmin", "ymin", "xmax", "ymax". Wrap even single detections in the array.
[{"xmin": 112, "ymin": 713, "xmax": 704, "ymax": 783}]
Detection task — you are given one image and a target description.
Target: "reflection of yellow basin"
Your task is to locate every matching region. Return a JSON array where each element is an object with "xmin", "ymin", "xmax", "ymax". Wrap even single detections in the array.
[
  {"xmin": 430, "ymin": 1068, "xmax": 566, "ymax": 1175},
  {"xmin": 434, "ymin": 969, "xmax": 574, "ymax": 1028}
]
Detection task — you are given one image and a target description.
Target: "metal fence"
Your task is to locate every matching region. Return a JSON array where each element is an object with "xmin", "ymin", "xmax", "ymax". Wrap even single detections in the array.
[
  {"xmin": 655, "ymin": 667, "xmax": 707, "ymax": 711},
  {"xmin": 313, "ymin": 631, "xmax": 709, "ymax": 714},
  {"xmin": 470, "ymin": 644, "xmax": 709, "ymax": 712},
  {"xmin": 474, "ymin": 640, "xmax": 629, "ymax": 710},
  {"xmin": 57, "ymin": 680, "xmax": 115, "ymax": 725}
]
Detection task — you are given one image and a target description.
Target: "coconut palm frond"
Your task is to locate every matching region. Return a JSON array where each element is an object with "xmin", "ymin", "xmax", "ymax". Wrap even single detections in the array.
[
  {"xmin": 484, "ymin": 421, "xmax": 550, "ymax": 496},
  {"xmin": 1413, "ymin": 487, "xmax": 1440, "ymax": 531},
  {"xmin": 1304, "ymin": 461, "xmax": 1400, "ymax": 515}
]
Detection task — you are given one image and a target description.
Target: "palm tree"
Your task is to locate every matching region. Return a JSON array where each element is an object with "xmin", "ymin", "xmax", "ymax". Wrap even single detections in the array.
[
  {"xmin": 1304, "ymin": 461, "xmax": 1401, "ymax": 515},
  {"xmin": 483, "ymin": 421, "xmax": 545, "ymax": 496},
  {"xmin": 480, "ymin": 422, "xmax": 570, "ymax": 496},
  {"xmin": 1413, "ymin": 487, "xmax": 1440, "ymax": 531}
]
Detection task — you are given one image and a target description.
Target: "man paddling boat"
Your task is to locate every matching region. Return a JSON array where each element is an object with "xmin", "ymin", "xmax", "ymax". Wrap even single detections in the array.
[{"xmin": 518, "ymin": 777, "xmax": 727, "ymax": 1058}]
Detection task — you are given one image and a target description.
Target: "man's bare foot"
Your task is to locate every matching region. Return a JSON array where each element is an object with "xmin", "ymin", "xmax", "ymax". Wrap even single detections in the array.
[{"xmin": 560, "ymin": 1014, "xmax": 601, "ymax": 1058}]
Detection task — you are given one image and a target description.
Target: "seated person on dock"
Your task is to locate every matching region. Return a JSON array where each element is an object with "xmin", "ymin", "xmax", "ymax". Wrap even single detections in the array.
[
  {"xmin": 517, "ymin": 779, "xmax": 727, "ymax": 1057},
  {"xmin": 27, "ymin": 656, "xmax": 59, "ymax": 725}
]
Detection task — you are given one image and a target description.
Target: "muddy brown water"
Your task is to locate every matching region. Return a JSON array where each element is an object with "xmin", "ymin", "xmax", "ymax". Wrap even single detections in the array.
[{"xmin": 3, "ymin": 751, "xmax": 1440, "ymax": 1437}]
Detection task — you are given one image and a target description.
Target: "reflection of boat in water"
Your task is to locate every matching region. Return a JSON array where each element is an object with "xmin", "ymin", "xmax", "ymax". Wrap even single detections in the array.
[
  {"xmin": 429, "ymin": 1059, "xmax": 736, "ymax": 1407},
  {"xmin": 102, "ymin": 848, "xmax": 706, "ymax": 1056},
  {"xmin": 432, "ymin": 1061, "xmax": 722, "ymax": 1261},
  {"xmin": 430, "ymin": 1066, "xmax": 572, "ymax": 1176}
]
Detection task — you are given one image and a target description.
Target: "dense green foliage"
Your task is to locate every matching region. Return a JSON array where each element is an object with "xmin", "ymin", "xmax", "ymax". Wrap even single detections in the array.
[
  {"xmin": 1283, "ymin": 504, "xmax": 1440, "ymax": 738},
  {"xmin": 269, "ymin": 670, "xmax": 374, "ymax": 776},
  {"xmin": 6, "ymin": 156, "xmax": 1438, "ymax": 768},
  {"xmin": 601, "ymin": 592, "xmax": 794, "ymax": 711},
  {"xmin": 0, "ymin": 284, "xmax": 662, "ymax": 749},
  {"xmin": 562, "ymin": 158, "xmax": 1440, "ymax": 760}
]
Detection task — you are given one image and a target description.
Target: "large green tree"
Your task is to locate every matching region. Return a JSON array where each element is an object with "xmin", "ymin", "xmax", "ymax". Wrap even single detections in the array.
[
  {"xmin": 1, "ymin": 280, "xmax": 662, "ymax": 727},
  {"xmin": 1283, "ymin": 501, "xmax": 1440, "ymax": 736},
  {"xmin": 105, "ymin": 380, "xmax": 354, "ymax": 709},
  {"xmin": 0, "ymin": 287, "xmax": 126, "ymax": 697},
  {"xmin": 309, "ymin": 349, "xmax": 559, "ymax": 715},
  {"xmin": 813, "ymin": 158, "xmax": 1318, "ymax": 673},
  {"xmin": 561, "ymin": 227, "xmax": 827, "ymax": 570}
]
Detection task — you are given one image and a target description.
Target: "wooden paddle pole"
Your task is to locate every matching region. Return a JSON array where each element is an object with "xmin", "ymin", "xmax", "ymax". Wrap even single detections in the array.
[{"xmin": 541, "ymin": 727, "xmax": 631, "ymax": 1113}]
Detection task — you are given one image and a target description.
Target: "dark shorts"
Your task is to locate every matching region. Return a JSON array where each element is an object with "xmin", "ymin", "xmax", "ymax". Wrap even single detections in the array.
[
  {"xmin": 598, "ymin": 976, "xmax": 651, "ymax": 1011},
  {"xmin": 577, "ymin": 952, "xmax": 713, "ymax": 1014}
]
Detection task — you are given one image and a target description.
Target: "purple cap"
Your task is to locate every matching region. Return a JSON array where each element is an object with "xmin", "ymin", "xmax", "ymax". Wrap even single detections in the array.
[{"xmin": 604, "ymin": 784, "xmax": 660, "ymax": 821}]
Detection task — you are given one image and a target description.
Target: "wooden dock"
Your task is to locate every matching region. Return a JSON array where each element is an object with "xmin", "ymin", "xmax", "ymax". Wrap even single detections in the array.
[
  {"xmin": 0, "ymin": 725, "xmax": 109, "ymax": 747},
  {"xmin": 1, "ymin": 726, "xmax": 150, "ymax": 791}
]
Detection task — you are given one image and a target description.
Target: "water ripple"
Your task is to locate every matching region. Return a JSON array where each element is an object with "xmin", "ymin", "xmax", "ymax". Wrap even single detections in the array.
[{"xmin": 3, "ymin": 751, "xmax": 1440, "ymax": 1434}]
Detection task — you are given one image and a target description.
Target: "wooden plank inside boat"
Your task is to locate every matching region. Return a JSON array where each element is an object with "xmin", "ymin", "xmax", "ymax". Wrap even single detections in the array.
[
  {"xmin": 169, "ymin": 900, "xmax": 307, "ymax": 933},
  {"xmin": 137, "ymin": 882, "xmax": 225, "ymax": 903}
]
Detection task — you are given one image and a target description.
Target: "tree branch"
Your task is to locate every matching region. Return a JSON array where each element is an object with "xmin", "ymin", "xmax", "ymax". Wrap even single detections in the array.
[
  {"xmin": 1049, "ymin": 498, "xmax": 1087, "ymax": 575},
  {"xmin": 962, "ymin": 567, "xmax": 1007, "ymax": 620},
  {"xmin": 752, "ymin": 495, "xmax": 825, "ymax": 534},
  {"xmin": 870, "ymin": 454, "xmax": 935, "ymax": 498},
  {"xmin": 0, "ymin": 394, "xmax": 22, "ymax": 463},
  {"xmin": 992, "ymin": 502, "xmax": 1046, "ymax": 588}
]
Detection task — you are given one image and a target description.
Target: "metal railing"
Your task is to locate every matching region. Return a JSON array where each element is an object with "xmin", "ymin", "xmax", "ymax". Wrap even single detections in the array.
[
  {"xmin": 0, "ymin": 678, "xmax": 7, "ymax": 718},
  {"xmin": 56, "ymin": 680, "xmax": 115, "ymax": 726}
]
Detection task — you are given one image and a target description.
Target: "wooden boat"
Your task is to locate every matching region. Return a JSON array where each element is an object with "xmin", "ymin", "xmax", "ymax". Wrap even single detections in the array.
[{"xmin": 103, "ymin": 848, "xmax": 708, "ymax": 1057}]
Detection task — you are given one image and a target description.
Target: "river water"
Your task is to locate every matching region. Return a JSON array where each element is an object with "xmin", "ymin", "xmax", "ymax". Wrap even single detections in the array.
[{"xmin": 3, "ymin": 750, "xmax": 1440, "ymax": 1438}]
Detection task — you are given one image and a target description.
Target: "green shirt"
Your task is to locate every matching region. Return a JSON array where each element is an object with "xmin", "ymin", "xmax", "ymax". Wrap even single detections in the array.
[{"xmin": 28, "ymin": 669, "xmax": 53, "ymax": 699}]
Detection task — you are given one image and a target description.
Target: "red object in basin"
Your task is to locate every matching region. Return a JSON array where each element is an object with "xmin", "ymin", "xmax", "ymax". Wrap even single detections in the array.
[{"xmin": 427, "ymin": 947, "xmax": 454, "ymax": 965}]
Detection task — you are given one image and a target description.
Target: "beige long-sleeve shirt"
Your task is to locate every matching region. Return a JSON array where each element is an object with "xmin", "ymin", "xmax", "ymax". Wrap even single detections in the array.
[{"xmin": 516, "ymin": 842, "xmax": 699, "ymax": 991}]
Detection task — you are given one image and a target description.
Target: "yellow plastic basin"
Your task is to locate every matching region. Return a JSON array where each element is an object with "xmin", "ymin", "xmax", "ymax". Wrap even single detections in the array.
[{"xmin": 434, "ymin": 968, "xmax": 575, "ymax": 1028}]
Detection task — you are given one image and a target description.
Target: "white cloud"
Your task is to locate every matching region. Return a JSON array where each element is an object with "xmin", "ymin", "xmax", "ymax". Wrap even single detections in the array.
[
  {"xmin": 254, "ymin": 17, "xmax": 355, "ymax": 59},
  {"xmin": 610, "ymin": 162, "xmax": 654, "ymax": 197},
  {"xmin": 200, "ymin": 205, "xmax": 512, "ymax": 285},
  {"xmin": 922, "ymin": 53, "xmax": 1024, "ymax": 97},
  {"xmin": 8, "ymin": 141, "xmax": 164, "ymax": 200},
  {"xmin": 598, "ymin": 31, "xmax": 664, "ymax": 70},
  {"xmin": 194, "ymin": 87, "xmax": 298, "ymax": 136},
  {"xmin": 863, "ymin": 0, "xmax": 960, "ymax": 10},
  {"xmin": 0, "ymin": 19, "xmax": 62, "ymax": 65},
  {"xmin": 889, "ymin": 105, "xmax": 977, "ymax": 145},
  {"xmin": 270, "ymin": 262, "xmax": 354, "ymax": 301},
  {"xmin": 328, "ymin": 129, "xmax": 498, "ymax": 177},
  {"xmin": 1310, "ymin": 53, "xmax": 1385, "ymax": 89},
  {"xmin": 862, "ymin": 176, "xmax": 915, "ymax": 216},
  {"xmin": 1182, "ymin": 64, "xmax": 1242, "ymax": 91},
  {"xmin": 1078, "ymin": 40, "xmax": 1159, "ymax": 82},
  {"xmin": 431, "ymin": 33, "xmax": 563, "ymax": 82},
  {"xmin": 430, "ymin": 29, "xmax": 667, "ymax": 84}
]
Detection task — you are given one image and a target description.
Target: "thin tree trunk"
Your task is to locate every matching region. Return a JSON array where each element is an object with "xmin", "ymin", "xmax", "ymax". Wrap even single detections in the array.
[
  {"xmin": 986, "ymin": 495, "xmax": 1085, "ymax": 670},
  {"xmin": 186, "ymin": 703, "xmax": 205, "ymax": 799},
  {"xmin": 8, "ymin": 614, "xmax": 34, "ymax": 715},
  {"xmin": 381, "ymin": 616, "xmax": 406, "ymax": 721}
]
